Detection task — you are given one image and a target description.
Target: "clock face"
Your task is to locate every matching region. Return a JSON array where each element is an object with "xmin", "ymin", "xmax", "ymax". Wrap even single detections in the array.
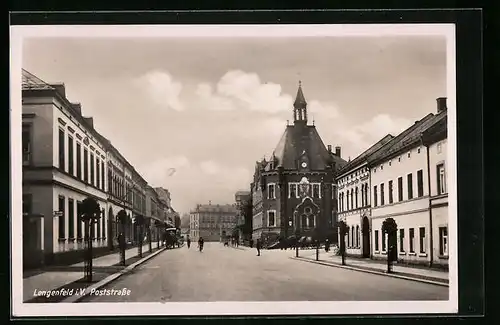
[{"xmin": 301, "ymin": 162, "xmax": 308, "ymax": 168}]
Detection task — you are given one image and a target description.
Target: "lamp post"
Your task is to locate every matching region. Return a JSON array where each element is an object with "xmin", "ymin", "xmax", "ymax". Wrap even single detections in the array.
[
  {"xmin": 147, "ymin": 217, "xmax": 153, "ymax": 253},
  {"xmin": 294, "ymin": 212, "xmax": 300, "ymax": 257}
]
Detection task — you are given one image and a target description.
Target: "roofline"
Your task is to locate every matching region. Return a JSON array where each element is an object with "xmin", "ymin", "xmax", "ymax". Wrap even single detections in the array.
[
  {"xmin": 23, "ymin": 71, "xmax": 151, "ymax": 190},
  {"xmin": 366, "ymin": 113, "xmax": 435, "ymax": 167},
  {"xmin": 336, "ymin": 134, "xmax": 394, "ymax": 176}
]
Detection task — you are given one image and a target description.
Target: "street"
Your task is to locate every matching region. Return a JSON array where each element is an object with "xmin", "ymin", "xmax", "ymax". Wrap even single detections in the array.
[{"xmin": 82, "ymin": 242, "xmax": 448, "ymax": 302}]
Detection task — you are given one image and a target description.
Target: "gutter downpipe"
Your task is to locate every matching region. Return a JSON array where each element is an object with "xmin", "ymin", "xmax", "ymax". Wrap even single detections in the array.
[{"xmin": 422, "ymin": 135, "xmax": 434, "ymax": 268}]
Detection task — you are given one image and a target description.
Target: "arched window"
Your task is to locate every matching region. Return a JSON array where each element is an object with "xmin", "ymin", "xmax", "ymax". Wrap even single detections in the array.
[
  {"xmin": 356, "ymin": 225, "xmax": 360, "ymax": 247},
  {"xmin": 308, "ymin": 215, "xmax": 315, "ymax": 228},
  {"xmin": 351, "ymin": 226, "xmax": 355, "ymax": 247},
  {"xmin": 355, "ymin": 187, "xmax": 359, "ymax": 209},
  {"xmin": 301, "ymin": 214, "xmax": 307, "ymax": 228}
]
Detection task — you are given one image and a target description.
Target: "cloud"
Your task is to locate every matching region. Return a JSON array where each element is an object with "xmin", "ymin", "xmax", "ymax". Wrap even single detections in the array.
[
  {"xmin": 200, "ymin": 160, "xmax": 221, "ymax": 175},
  {"xmin": 194, "ymin": 70, "xmax": 293, "ymax": 114},
  {"xmin": 136, "ymin": 70, "xmax": 184, "ymax": 111},
  {"xmin": 140, "ymin": 155, "xmax": 190, "ymax": 185},
  {"xmin": 308, "ymin": 100, "xmax": 340, "ymax": 120},
  {"xmin": 140, "ymin": 157, "xmax": 251, "ymax": 212},
  {"xmin": 333, "ymin": 113, "xmax": 412, "ymax": 159}
]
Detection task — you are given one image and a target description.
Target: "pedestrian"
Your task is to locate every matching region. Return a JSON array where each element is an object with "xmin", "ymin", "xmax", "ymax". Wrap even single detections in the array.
[
  {"xmin": 187, "ymin": 237, "xmax": 191, "ymax": 249},
  {"xmin": 325, "ymin": 239, "xmax": 330, "ymax": 252},
  {"xmin": 256, "ymin": 238, "xmax": 261, "ymax": 256}
]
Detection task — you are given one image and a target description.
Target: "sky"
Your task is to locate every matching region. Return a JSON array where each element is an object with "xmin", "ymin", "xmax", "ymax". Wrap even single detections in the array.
[{"xmin": 22, "ymin": 35, "xmax": 447, "ymax": 214}]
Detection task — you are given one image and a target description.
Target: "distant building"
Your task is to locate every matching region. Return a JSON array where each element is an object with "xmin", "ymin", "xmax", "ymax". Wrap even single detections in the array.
[
  {"xmin": 366, "ymin": 97, "xmax": 448, "ymax": 268},
  {"xmin": 189, "ymin": 202, "xmax": 238, "ymax": 241},
  {"xmin": 250, "ymin": 82, "xmax": 347, "ymax": 244},
  {"xmin": 234, "ymin": 190, "xmax": 251, "ymax": 241}
]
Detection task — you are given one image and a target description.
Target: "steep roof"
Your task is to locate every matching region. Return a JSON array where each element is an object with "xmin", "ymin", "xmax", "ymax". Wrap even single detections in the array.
[
  {"xmin": 367, "ymin": 111, "xmax": 447, "ymax": 166},
  {"xmin": 272, "ymin": 124, "xmax": 346, "ymax": 171},
  {"xmin": 22, "ymin": 69, "xmax": 55, "ymax": 90},
  {"xmin": 294, "ymin": 82, "xmax": 307, "ymax": 107},
  {"xmin": 338, "ymin": 134, "xmax": 394, "ymax": 175}
]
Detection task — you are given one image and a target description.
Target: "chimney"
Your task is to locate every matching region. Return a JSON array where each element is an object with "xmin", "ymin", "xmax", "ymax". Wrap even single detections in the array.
[
  {"xmin": 208, "ymin": 200, "xmax": 211, "ymax": 205},
  {"xmin": 327, "ymin": 145, "xmax": 332, "ymax": 153},
  {"xmin": 437, "ymin": 97, "xmax": 447, "ymax": 113},
  {"xmin": 335, "ymin": 146, "xmax": 341, "ymax": 158}
]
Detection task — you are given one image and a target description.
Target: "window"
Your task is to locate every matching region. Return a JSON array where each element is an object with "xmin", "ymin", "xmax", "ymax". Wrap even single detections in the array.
[
  {"xmin": 346, "ymin": 191, "xmax": 350, "ymax": 210},
  {"xmin": 399, "ymin": 229, "xmax": 405, "ymax": 252},
  {"xmin": 380, "ymin": 183, "xmax": 385, "ymax": 205},
  {"xmin": 374, "ymin": 230, "xmax": 379, "ymax": 251},
  {"xmin": 268, "ymin": 184, "xmax": 275, "ymax": 199},
  {"xmin": 58, "ymin": 196, "xmax": 65, "ymax": 240},
  {"xmin": 417, "ymin": 169, "xmax": 424, "ymax": 197},
  {"xmin": 351, "ymin": 226, "xmax": 355, "ymax": 247},
  {"xmin": 388, "ymin": 180, "xmax": 393, "ymax": 204},
  {"xmin": 68, "ymin": 136, "xmax": 74, "ymax": 176},
  {"xmin": 360, "ymin": 185, "xmax": 364, "ymax": 206},
  {"xmin": 22, "ymin": 194, "xmax": 33, "ymax": 215},
  {"xmin": 382, "ymin": 231, "xmax": 386, "ymax": 251},
  {"xmin": 373, "ymin": 185, "xmax": 378, "ymax": 207},
  {"xmin": 22, "ymin": 125, "xmax": 31, "ymax": 165},
  {"xmin": 312, "ymin": 183, "xmax": 321, "ymax": 198},
  {"xmin": 356, "ymin": 225, "xmax": 360, "ymax": 247},
  {"xmin": 437, "ymin": 163, "xmax": 446, "ymax": 194},
  {"xmin": 437, "ymin": 142, "xmax": 442, "ymax": 154},
  {"xmin": 355, "ymin": 187, "xmax": 359, "ymax": 209},
  {"xmin": 364, "ymin": 185, "xmax": 369, "ymax": 206},
  {"xmin": 407, "ymin": 151, "xmax": 411, "ymax": 158},
  {"xmin": 419, "ymin": 227, "xmax": 426, "ymax": 253},
  {"xmin": 409, "ymin": 228, "xmax": 415, "ymax": 253},
  {"xmin": 58, "ymin": 129, "xmax": 65, "ymax": 171},
  {"xmin": 439, "ymin": 227, "xmax": 448, "ymax": 256},
  {"xmin": 76, "ymin": 143, "xmax": 82, "ymax": 179},
  {"xmin": 77, "ymin": 201, "xmax": 82, "ymax": 239},
  {"xmin": 101, "ymin": 162, "xmax": 105, "ymax": 190},
  {"xmin": 407, "ymin": 173, "xmax": 413, "ymax": 200},
  {"xmin": 332, "ymin": 184, "xmax": 335, "ymax": 200},
  {"xmin": 90, "ymin": 153, "xmax": 95, "ymax": 186},
  {"xmin": 289, "ymin": 183, "xmax": 297, "ymax": 198},
  {"xmin": 96, "ymin": 158, "xmax": 100, "ymax": 189},
  {"xmin": 83, "ymin": 148, "xmax": 89, "ymax": 183},
  {"xmin": 68, "ymin": 199, "xmax": 74, "ymax": 239},
  {"xmin": 267, "ymin": 211, "xmax": 276, "ymax": 227},
  {"xmin": 398, "ymin": 177, "xmax": 403, "ymax": 201}
]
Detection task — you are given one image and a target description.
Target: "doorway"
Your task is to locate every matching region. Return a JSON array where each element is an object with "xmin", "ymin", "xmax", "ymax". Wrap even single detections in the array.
[{"xmin": 362, "ymin": 216, "xmax": 370, "ymax": 258}]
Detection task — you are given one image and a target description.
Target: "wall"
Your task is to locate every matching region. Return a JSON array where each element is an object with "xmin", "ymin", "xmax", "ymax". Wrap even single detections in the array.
[{"xmin": 22, "ymin": 97, "xmax": 54, "ymax": 167}]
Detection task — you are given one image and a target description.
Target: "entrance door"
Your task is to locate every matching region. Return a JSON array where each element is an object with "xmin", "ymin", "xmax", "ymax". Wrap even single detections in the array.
[{"xmin": 362, "ymin": 216, "xmax": 370, "ymax": 257}]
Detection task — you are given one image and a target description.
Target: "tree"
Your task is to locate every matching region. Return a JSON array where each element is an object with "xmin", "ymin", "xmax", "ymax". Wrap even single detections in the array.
[
  {"xmin": 337, "ymin": 220, "xmax": 348, "ymax": 265},
  {"xmin": 238, "ymin": 197, "xmax": 253, "ymax": 240},
  {"xmin": 174, "ymin": 214, "xmax": 181, "ymax": 229},
  {"xmin": 135, "ymin": 214, "xmax": 146, "ymax": 257},
  {"xmin": 382, "ymin": 217, "xmax": 398, "ymax": 273},
  {"xmin": 80, "ymin": 197, "xmax": 101, "ymax": 282},
  {"xmin": 116, "ymin": 209, "xmax": 128, "ymax": 265}
]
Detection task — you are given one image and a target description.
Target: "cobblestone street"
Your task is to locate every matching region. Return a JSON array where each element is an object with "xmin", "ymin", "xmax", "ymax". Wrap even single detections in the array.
[{"xmin": 83, "ymin": 243, "xmax": 448, "ymax": 302}]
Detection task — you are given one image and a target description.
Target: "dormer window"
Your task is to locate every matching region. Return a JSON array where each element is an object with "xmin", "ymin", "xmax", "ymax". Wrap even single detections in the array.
[{"xmin": 268, "ymin": 183, "xmax": 276, "ymax": 199}]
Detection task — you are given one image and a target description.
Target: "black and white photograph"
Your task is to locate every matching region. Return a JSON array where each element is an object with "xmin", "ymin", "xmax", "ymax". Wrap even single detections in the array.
[{"xmin": 11, "ymin": 23, "xmax": 458, "ymax": 316}]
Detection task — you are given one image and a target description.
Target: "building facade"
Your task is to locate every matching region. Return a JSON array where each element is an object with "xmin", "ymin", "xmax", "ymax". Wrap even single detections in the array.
[
  {"xmin": 251, "ymin": 82, "xmax": 347, "ymax": 244},
  {"xmin": 336, "ymin": 135, "xmax": 394, "ymax": 257},
  {"xmin": 22, "ymin": 70, "xmax": 110, "ymax": 266},
  {"xmin": 366, "ymin": 97, "xmax": 448, "ymax": 268},
  {"xmin": 189, "ymin": 202, "xmax": 238, "ymax": 242},
  {"xmin": 21, "ymin": 69, "xmax": 176, "ymax": 268}
]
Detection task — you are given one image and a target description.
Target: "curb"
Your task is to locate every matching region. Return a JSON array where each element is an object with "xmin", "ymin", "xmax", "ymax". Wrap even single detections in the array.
[
  {"xmin": 62, "ymin": 247, "xmax": 167, "ymax": 303},
  {"xmin": 290, "ymin": 257, "xmax": 449, "ymax": 287}
]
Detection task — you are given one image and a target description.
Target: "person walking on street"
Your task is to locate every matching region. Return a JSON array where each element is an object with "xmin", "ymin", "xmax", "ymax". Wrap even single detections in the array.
[
  {"xmin": 198, "ymin": 237, "xmax": 204, "ymax": 252},
  {"xmin": 256, "ymin": 238, "xmax": 262, "ymax": 256},
  {"xmin": 325, "ymin": 238, "xmax": 330, "ymax": 252},
  {"xmin": 187, "ymin": 237, "xmax": 191, "ymax": 249}
]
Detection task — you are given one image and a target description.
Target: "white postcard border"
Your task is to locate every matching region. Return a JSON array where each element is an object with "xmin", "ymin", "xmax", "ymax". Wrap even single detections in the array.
[{"xmin": 10, "ymin": 23, "xmax": 458, "ymax": 317}]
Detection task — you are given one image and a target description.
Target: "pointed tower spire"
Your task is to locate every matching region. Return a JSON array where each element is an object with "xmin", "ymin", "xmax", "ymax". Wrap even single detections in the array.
[{"xmin": 293, "ymin": 80, "xmax": 308, "ymax": 125}]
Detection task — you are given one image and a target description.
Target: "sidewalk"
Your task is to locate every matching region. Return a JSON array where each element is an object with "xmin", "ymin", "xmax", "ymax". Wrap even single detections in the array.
[
  {"xmin": 23, "ymin": 241, "xmax": 162, "ymax": 302},
  {"xmin": 293, "ymin": 250, "xmax": 449, "ymax": 286}
]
